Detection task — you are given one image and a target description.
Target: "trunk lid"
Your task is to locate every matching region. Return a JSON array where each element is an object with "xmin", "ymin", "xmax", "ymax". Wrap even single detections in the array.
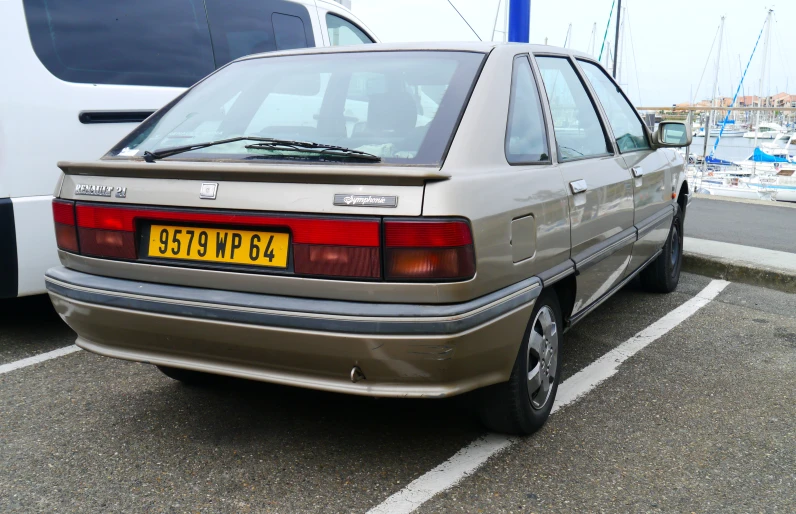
[{"xmin": 57, "ymin": 160, "xmax": 445, "ymax": 216}]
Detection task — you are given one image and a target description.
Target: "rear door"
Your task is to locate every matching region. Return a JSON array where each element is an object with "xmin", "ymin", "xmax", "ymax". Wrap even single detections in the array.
[
  {"xmin": 534, "ymin": 55, "xmax": 635, "ymax": 316},
  {"xmin": 577, "ymin": 59, "xmax": 673, "ymax": 275}
]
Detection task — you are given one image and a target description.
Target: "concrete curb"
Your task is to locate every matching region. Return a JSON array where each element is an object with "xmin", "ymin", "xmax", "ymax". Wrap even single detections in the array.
[
  {"xmin": 691, "ymin": 193, "xmax": 796, "ymax": 210},
  {"xmin": 682, "ymin": 237, "xmax": 796, "ymax": 294}
]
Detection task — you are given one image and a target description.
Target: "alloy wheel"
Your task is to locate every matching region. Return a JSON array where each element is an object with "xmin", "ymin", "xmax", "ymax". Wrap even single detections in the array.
[
  {"xmin": 670, "ymin": 224, "xmax": 681, "ymax": 274},
  {"xmin": 527, "ymin": 305, "xmax": 559, "ymax": 410}
]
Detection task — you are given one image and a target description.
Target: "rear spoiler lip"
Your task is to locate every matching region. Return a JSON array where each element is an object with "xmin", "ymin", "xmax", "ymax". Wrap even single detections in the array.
[{"xmin": 57, "ymin": 160, "xmax": 450, "ymax": 185}]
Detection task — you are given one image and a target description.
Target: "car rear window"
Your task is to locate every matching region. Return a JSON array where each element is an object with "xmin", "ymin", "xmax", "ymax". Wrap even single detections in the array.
[
  {"xmin": 107, "ymin": 51, "xmax": 486, "ymax": 166},
  {"xmin": 22, "ymin": 0, "xmax": 314, "ymax": 88}
]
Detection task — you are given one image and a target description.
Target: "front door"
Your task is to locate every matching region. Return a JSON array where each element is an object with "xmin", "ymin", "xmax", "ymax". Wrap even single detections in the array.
[
  {"xmin": 534, "ymin": 55, "xmax": 635, "ymax": 315},
  {"xmin": 577, "ymin": 59, "xmax": 673, "ymax": 274}
]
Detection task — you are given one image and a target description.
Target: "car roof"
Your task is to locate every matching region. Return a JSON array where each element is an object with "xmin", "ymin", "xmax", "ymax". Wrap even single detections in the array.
[{"xmin": 237, "ymin": 41, "xmax": 595, "ymax": 62}]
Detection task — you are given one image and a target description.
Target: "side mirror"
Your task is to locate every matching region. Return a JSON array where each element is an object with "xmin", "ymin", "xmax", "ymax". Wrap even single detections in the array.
[{"xmin": 653, "ymin": 121, "xmax": 692, "ymax": 148}]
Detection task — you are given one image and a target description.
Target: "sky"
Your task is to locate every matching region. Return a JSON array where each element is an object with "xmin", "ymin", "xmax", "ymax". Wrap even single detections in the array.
[{"xmin": 351, "ymin": 0, "xmax": 795, "ymax": 107}]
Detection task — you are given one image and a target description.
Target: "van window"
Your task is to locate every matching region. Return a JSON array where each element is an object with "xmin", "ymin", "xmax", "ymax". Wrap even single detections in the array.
[
  {"xmin": 23, "ymin": 0, "xmax": 315, "ymax": 88},
  {"xmin": 23, "ymin": 0, "xmax": 215, "ymax": 88},
  {"xmin": 272, "ymin": 13, "xmax": 309, "ymax": 50},
  {"xmin": 326, "ymin": 14, "xmax": 374, "ymax": 46},
  {"xmin": 204, "ymin": 0, "xmax": 313, "ymax": 64}
]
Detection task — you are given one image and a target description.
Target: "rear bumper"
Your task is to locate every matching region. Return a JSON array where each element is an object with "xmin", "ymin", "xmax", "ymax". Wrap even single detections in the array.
[{"xmin": 45, "ymin": 267, "xmax": 539, "ymax": 398}]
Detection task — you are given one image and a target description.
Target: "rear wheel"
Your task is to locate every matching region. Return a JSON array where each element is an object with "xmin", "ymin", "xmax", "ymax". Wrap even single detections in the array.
[
  {"xmin": 640, "ymin": 204, "xmax": 683, "ymax": 294},
  {"xmin": 156, "ymin": 365, "xmax": 220, "ymax": 386},
  {"xmin": 477, "ymin": 289, "xmax": 561, "ymax": 435}
]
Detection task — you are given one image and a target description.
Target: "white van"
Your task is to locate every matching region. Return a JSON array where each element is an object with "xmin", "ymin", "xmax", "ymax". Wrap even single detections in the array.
[{"xmin": 0, "ymin": 0, "xmax": 377, "ymax": 298}]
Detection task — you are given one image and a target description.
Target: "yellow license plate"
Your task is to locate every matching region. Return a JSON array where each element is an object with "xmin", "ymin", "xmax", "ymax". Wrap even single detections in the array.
[{"xmin": 148, "ymin": 225, "xmax": 290, "ymax": 268}]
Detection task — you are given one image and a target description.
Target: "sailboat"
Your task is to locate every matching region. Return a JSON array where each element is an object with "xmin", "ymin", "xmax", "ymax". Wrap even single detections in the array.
[
  {"xmin": 742, "ymin": 122, "xmax": 786, "ymax": 139},
  {"xmin": 696, "ymin": 120, "xmax": 746, "ymax": 138},
  {"xmin": 698, "ymin": 10, "xmax": 796, "ymax": 201}
]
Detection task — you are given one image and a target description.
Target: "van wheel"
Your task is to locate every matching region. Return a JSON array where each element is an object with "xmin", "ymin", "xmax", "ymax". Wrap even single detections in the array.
[
  {"xmin": 477, "ymin": 289, "xmax": 561, "ymax": 435},
  {"xmin": 156, "ymin": 365, "xmax": 219, "ymax": 386},
  {"xmin": 640, "ymin": 204, "xmax": 683, "ymax": 294}
]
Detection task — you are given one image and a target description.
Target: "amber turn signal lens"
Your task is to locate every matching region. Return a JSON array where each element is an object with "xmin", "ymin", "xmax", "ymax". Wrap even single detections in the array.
[{"xmin": 386, "ymin": 247, "xmax": 475, "ymax": 280}]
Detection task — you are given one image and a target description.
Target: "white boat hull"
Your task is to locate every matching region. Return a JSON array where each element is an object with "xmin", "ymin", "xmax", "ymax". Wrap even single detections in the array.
[
  {"xmin": 743, "ymin": 131, "xmax": 779, "ymax": 139},
  {"xmin": 702, "ymin": 184, "xmax": 777, "ymax": 201}
]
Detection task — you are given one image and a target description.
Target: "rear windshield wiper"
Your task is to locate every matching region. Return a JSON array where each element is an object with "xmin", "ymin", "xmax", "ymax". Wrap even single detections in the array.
[
  {"xmin": 244, "ymin": 140, "xmax": 381, "ymax": 162},
  {"xmin": 141, "ymin": 136, "xmax": 380, "ymax": 162},
  {"xmin": 142, "ymin": 136, "xmax": 278, "ymax": 162}
]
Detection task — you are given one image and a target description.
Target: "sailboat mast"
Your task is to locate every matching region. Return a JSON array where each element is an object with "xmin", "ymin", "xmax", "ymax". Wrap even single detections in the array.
[
  {"xmin": 702, "ymin": 16, "xmax": 724, "ymax": 171},
  {"xmin": 612, "ymin": 0, "xmax": 622, "ymax": 78},
  {"xmin": 590, "ymin": 22, "xmax": 597, "ymax": 56},
  {"xmin": 754, "ymin": 9, "xmax": 773, "ymax": 153},
  {"xmin": 616, "ymin": 6, "xmax": 626, "ymax": 85}
]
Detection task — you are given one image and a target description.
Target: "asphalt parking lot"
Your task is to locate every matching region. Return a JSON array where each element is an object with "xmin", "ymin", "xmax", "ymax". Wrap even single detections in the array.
[{"xmin": 1, "ymin": 272, "xmax": 794, "ymax": 513}]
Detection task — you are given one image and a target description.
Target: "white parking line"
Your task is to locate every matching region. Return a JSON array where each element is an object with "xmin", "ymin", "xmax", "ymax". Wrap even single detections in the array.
[
  {"xmin": 0, "ymin": 345, "xmax": 81, "ymax": 375},
  {"xmin": 367, "ymin": 279, "xmax": 730, "ymax": 514}
]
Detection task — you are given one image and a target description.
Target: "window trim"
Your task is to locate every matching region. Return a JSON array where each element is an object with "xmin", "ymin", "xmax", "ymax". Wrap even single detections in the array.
[
  {"xmin": 504, "ymin": 54, "xmax": 552, "ymax": 166},
  {"xmin": 325, "ymin": 12, "xmax": 375, "ymax": 45},
  {"xmin": 574, "ymin": 57, "xmax": 652, "ymax": 154},
  {"xmin": 532, "ymin": 53, "xmax": 616, "ymax": 164}
]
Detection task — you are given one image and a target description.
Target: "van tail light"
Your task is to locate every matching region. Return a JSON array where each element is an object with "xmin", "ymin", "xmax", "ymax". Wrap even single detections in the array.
[
  {"xmin": 384, "ymin": 220, "xmax": 475, "ymax": 280},
  {"xmin": 52, "ymin": 200, "xmax": 79, "ymax": 253}
]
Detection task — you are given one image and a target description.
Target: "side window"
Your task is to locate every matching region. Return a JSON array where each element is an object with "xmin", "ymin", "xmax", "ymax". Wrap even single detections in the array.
[
  {"xmin": 535, "ymin": 56, "xmax": 612, "ymax": 161},
  {"xmin": 272, "ymin": 13, "xmax": 309, "ymax": 50},
  {"xmin": 326, "ymin": 13, "xmax": 374, "ymax": 46},
  {"xmin": 578, "ymin": 60, "xmax": 650, "ymax": 152},
  {"xmin": 506, "ymin": 56, "xmax": 550, "ymax": 163},
  {"xmin": 205, "ymin": 0, "xmax": 277, "ymax": 63},
  {"xmin": 205, "ymin": 0, "xmax": 314, "ymax": 66},
  {"xmin": 22, "ymin": 0, "xmax": 216, "ymax": 88}
]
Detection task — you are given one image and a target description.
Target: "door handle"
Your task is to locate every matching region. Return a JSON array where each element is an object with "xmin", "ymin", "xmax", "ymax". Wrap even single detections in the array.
[
  {"xmin": 569, "ymin": 179, "xmax": 588, "ymax": 194},
  {"xmin": 631, "ymin": 166, "xmax": 645, "ymax": 178}
]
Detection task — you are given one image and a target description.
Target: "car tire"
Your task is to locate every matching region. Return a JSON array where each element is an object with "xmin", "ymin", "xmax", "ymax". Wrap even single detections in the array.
[
  {"xmin": 156, "ymin": 365, "xmax": 220, "ymax": 386},
  {"xmin": 640, "ymin": 204, "xmax": 683, "ymax": 294},
  {"xmin": 476, "ymin": 289, "xmax": 562, "ymax": 435}
]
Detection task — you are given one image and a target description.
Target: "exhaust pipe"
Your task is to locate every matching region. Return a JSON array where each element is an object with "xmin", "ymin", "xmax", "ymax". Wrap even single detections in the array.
[{"xmin": 350, "ymin": 366, "xmax": 366, "ymax": 383}]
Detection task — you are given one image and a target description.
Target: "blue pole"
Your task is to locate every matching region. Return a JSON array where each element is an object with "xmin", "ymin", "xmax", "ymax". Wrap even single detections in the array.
[{"xmin": 508, "ymin": 0, "xmax": 530, "ymax": 43}]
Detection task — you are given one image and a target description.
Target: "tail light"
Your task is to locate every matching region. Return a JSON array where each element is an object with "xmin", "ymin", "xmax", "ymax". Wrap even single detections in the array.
[
  {"xmin": 52, "ymin": 200, "xmax": 79, "ymax": 253},
  {"xmin": 75, "ymin": 204, "xmax": 137, "ymax": 259},
  {"xmin": 53, "ymin": 201, "xmax": 474, "ymax": 282},
  {"xmin": 384, "ymin": 220, "xmax": 475, "ymax": 280},
  {"xmin": 68, "ymin": 203, "xmax": 382, "ymax": 278}
]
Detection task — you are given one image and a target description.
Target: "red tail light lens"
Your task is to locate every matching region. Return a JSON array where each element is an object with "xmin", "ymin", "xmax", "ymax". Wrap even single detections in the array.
[
  {"xmin": 62, "ymin": 202, "xmax": 474, "ymax": 282},
  {"xmin": 77, "ymin": 228, "xmax": 137, "ymax": 259},
  {"xmin": 52, "ymin": 200, "xmax": 79, "ymax": 253},
  {"xmin": 293, "ymin": 244, "xmax": 380, "ymax": 278},
  {"xmin": 71, "ymin": 203, "xmax": 383, "ymax": 277},
  {"xmin": 384, "ymin": 220, "xmax": 475, "ymax": 281},
  {"xmin": 75, "ymin": 204, "xmax": 137, "ymax": 259}
]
